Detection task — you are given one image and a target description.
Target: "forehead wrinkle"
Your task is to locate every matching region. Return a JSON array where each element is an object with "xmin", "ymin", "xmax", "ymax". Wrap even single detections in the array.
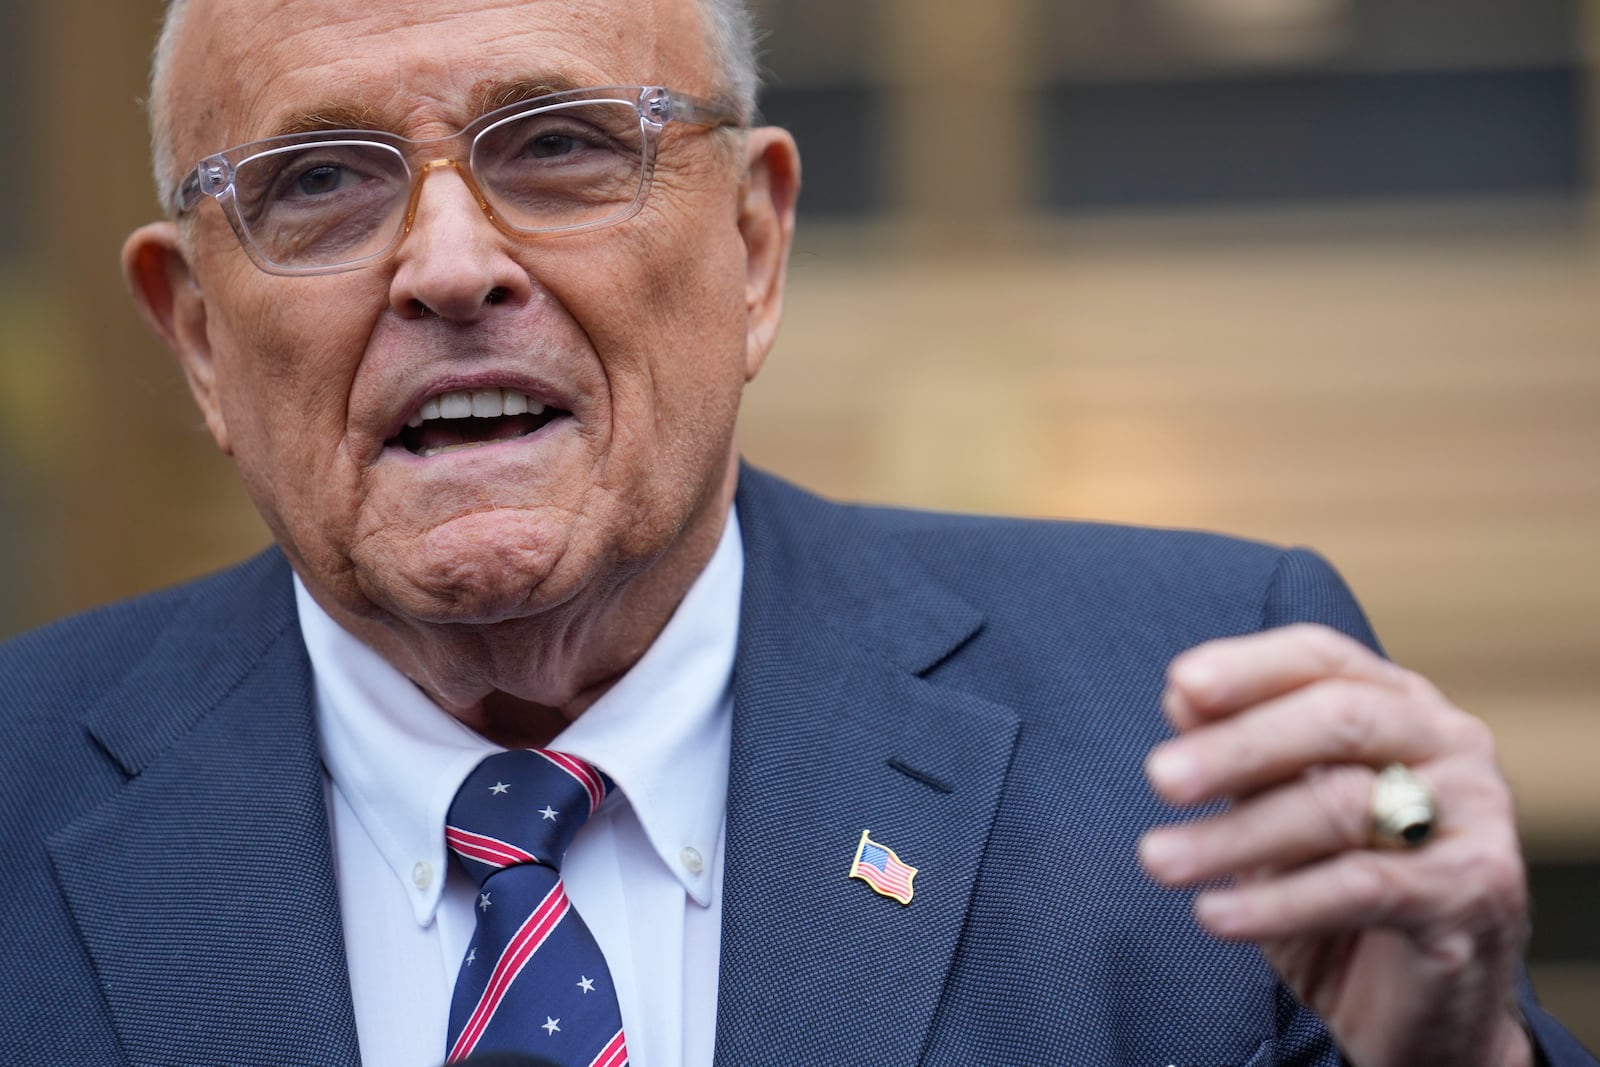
[
  {"xmin": 270, "ymin": 104, "xmax": 386, "ymax": 140},
  {"xmin": 263, "ymin": 76, "xmax": 590, "ymax": 142},
  {"xmin": 176, "ymin": 0, "xmax": 675, "ymax": 160},
  {"xmin": 471, "ymin": 75, "xmax": 591, "ymax": 117}
]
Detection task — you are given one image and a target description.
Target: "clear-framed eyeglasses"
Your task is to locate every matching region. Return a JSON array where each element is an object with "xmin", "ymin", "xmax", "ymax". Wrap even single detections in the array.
[{"xmin": 172, "ymin": 85, "xmax": 744, "ymax": 277}]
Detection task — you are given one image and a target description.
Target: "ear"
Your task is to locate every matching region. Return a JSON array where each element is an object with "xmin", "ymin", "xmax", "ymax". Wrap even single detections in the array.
[
  {"xmin": 122, "ymin": 221, "xmax": 233, "ymax": 455},
  {"xmin": 736, "ymin": 126, "xmax": 801, "ymax": 382}
]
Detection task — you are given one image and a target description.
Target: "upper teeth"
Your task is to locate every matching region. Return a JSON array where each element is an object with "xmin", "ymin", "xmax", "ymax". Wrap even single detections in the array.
[{"xmin": 407, "ymin": 388, "xmax": 545, "ymax": 428}]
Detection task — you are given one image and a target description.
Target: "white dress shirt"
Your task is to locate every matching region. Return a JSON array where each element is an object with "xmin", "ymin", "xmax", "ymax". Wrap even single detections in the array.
[{"xmin": 300, "ymin": 511, "xmax": 742, "ymax": 1067}]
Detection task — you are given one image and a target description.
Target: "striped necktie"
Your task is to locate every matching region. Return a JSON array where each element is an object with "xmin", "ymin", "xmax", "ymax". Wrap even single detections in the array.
[{"xmin": 444, "ymin": 748, "xmax": 628, "ymax": 1067}]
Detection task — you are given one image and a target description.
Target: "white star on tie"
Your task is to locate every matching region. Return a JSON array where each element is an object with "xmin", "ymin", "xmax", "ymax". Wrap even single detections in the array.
[
  {"xmin": 478, "ymin": 892, "xmax": 491, "ymax": 912},
  {"xmin": 465, "ymin": 948, "xmax": 476, "ymax": 966},
  {"xmin": 576, "ymin": 976, "xmax": 595, "ymax": 994},
  {"xmin": 542, "ymin": 1017, "xmax": 561, "ymax": 1036},
  {"xmin": 489, "ymin": 782, "xmax": 510, "ymax": 795},
  {"xmin": 539, "ymin": 805, "xmax": 559, "ymax": 821}
]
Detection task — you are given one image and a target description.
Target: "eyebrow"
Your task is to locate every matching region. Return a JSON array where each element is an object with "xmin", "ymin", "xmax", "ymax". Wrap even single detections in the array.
[{"xmin": 265, "ymin": 76, "xmax": 592, "ymax": 141}]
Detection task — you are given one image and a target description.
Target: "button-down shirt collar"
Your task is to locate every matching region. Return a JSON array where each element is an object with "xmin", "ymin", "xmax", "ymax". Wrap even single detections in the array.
[{"xmin": 303, "ymin": 509, "xmax": 741, "ymax": 922}]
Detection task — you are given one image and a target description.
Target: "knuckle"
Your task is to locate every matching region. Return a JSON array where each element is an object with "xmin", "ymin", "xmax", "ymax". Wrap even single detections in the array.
[
  {"xmin": 1437, "ymin": 851, "xmax": 1527, "ymax": 945},
  {"xmin": 1316, "ymin": 683, "xmax": 1377, "ymax": 756},
  {"xmin": 1336, "ymin": 851, "xmax": 1400, "ymax": 918},
  {"xmin": 1471, "ymin": 846, "xmax": 1528, "ymax": 914},
  {"xmin": 1431, "ymin": 825, "xmax": 1526, "ymax": 912},
  {"xmin": 1303, "ymin": 764, "xmax": 1370, "ymax": 847},
  {"xmin": 1285, "ymin": 621, "xmax": 1331, "ymax": 642},
  {"xmin": 1445, "ymin": 712, "xmax": 1498, "ymax": 760},
  {"xmin": 1425, "ymin": 930, "xmax": 1477, "ymax": 975},
  {"xmin": 1296, "ymin": 624, "xmax": 1349, "ymax": 669}
]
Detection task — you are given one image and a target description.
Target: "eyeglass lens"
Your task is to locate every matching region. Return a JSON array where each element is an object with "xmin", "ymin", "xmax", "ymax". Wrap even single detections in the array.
[{"xmin": 230, "ymin": 100, "xmax": 649, "ymax": 270}]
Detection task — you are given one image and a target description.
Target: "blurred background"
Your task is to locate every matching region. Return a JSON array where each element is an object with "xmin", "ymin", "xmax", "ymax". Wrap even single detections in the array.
[{"xmin": 1, "ymin": 0, "xmax": 1596, "ymax": 1042}]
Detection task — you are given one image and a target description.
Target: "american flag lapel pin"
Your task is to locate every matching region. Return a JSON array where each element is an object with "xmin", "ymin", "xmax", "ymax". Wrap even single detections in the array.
[{"xmin": 849, "ymin": 829, "xmax": 918, "ymax": 905}]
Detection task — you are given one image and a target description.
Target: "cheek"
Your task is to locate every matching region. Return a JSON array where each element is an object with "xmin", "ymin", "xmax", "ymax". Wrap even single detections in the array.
[
  {"xmin": 212, "ymin": 270, "xmax": 371, "ymax": 429},
  {"xmin": 203, "ymin": 269, "xmax": 378, "ymax": 522},
  {"xmin": 632, "ymin": 182, "xmax": 748, "ymax": 386},
  {"xmin": 590, "ymin": 208, "xmax": 747, "ymax": 453}
]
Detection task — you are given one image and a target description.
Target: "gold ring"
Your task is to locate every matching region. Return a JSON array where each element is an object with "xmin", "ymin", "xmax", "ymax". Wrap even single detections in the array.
[{"xmin": 1370, "ymin": 763, "xmax": 1437, "ymax": 849}]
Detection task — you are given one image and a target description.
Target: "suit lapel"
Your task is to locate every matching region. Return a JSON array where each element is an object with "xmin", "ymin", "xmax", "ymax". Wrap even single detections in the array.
[
  {"xmin": 46, "ymin": 552, "xmax": 361, "ymax": 1067},
  {"xmin": 44, "ymin": 474, "xmax": 1014, "ymax": 1066},
  {"xmin": 715, "ymin": 471, "xmax": 1020, "ymax": 1065}
]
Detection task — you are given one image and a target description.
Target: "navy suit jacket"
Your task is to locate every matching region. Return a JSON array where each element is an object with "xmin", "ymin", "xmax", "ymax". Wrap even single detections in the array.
[{"xmin": 2, "ymin": 467, "xmax": 1592, "ymax": 1065}]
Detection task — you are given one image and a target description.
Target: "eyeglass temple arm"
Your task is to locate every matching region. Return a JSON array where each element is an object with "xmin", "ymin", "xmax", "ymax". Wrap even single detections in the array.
[
  {"xmin": 658, "ymin": 89, "xmax": 747, "ymax": 130},
  {"xmin": 171, "ymin": 169, "xmax": 207, "ymax": 217}
]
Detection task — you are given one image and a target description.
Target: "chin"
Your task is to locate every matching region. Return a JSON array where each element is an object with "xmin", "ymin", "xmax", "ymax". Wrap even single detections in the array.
[{"xmin": 352, "ymin": 510, "xmax": 591, "ymax": 627}]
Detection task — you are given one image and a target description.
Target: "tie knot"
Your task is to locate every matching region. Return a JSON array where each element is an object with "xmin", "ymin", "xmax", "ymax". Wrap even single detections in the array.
[{"xmin": 446, "ymin": 749, "xmax": 611, "ymax": 887}]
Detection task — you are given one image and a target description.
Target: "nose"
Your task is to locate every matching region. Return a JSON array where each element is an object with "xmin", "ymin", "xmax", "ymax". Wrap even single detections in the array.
[{"xmin": 388, "ymin": 160, "xmax": 533, "ymax": 322}]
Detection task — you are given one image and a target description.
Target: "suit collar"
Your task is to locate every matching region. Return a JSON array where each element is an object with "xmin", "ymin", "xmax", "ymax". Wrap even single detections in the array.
[
  {"xmin": 730, "ymin": 466, "xmax": 985, "ymax": 676},
  {"xmin": 716, "ymin": 469, "xmax": 1020, "ymax": 1064},
  {"xmin": 48, "ymin": 550, "xmax": 361, "ymax": 1066},
  {"xmin": 79, "ymin": 549, "xmax": 303, "ymax": 777}
]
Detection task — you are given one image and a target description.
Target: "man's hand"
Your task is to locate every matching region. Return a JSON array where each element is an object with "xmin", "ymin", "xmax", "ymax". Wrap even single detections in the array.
[{"xmin": 1138, "ymin": 624, "xmax": 1535, "ymax": 1067}]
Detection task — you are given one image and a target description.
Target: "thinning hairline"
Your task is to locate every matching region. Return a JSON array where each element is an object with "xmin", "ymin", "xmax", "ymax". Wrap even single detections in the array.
[{"xmin": 146, "ymin": 0, "xmax": 759, "ymax": 210}]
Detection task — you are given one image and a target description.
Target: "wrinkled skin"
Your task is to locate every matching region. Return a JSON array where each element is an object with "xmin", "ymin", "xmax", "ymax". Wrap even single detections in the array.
[
  {"xmin": 1141, "ymin": 625, "xmax": 1535, "ymax": 1067},
  {"xmin": 123, "ymin": 0, "xmax": 800, "ymax": 743}
]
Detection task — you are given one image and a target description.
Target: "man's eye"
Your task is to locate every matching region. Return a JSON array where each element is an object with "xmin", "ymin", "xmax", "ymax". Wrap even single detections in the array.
[
  {"xmin": 523, "ymin": 133, "xmax": 582, "ymax": 159},
  {"xmin": 289, "ymin": 163, "xmax": 354, "ymax": 197}
]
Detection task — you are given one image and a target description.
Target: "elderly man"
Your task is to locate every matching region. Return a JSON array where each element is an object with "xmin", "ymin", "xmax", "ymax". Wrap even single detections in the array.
[{"xmin": 0, "ymin": 0, "xmax": 1592, "ymax": 1064}]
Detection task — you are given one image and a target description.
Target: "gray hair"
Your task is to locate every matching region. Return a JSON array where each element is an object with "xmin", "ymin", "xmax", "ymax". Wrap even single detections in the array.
[{"xmin": 147, "ymin": 0, "xmax": 761, "ymax": 211}]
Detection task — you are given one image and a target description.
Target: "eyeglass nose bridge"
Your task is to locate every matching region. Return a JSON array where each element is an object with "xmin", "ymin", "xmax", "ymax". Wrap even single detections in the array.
[{"xmin": 399, "ymin": 157, "xmax": 502, "ymax": 239}]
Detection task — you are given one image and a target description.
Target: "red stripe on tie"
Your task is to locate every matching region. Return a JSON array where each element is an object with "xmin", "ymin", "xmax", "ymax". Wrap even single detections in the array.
[
  {"xmin": 446, "ymin": 826, "xmax": 538, "ymax": 868},
  {"xmin": 537, "ymin": 750, "xmax": 605, "ymax": 815},
  {"xmin": 588, "ymin": 1028, "xmax": 629, "ymax": 1067},
  {"xmin": 446, "ymin": 882, "xmax": 570, "ymax": 1062}
]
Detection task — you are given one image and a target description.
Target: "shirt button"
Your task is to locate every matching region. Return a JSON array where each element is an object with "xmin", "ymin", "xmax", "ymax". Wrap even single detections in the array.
[
  {"xmin": 680, "ymin": 846, "xmax": 704, "ymax": 875},
  {"xmin": 412, "ymin": 860, "xmax": 434, "ymax": 890}
]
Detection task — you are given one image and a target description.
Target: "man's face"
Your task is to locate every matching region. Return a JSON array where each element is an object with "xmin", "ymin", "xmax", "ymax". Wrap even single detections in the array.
[{"xmin": 132, "ymin": 0, "xmax": 795, "ymax": 641}]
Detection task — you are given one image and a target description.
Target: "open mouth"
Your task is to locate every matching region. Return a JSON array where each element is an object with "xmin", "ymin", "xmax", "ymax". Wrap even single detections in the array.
[{"xmin": 389, "ymin": 388, "xmax": 568, "ymax": 458}]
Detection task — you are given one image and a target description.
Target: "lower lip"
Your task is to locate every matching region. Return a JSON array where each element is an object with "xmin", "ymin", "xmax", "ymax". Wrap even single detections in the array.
[{"xmin": 381, "ymin": 414, "xmax": 573, "ymax": 464}]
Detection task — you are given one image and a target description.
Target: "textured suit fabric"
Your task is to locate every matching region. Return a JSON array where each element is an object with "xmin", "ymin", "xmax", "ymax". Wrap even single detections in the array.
[{"xmin": 0, "ymin": 466, "xmax": 1591, "ymax": 1066}]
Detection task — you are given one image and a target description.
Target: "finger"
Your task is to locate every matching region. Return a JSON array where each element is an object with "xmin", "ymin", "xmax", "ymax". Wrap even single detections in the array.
[
  {"xmin": 1146, "ymin": 677, "xmax": 1443, "ymax": 806},
  {"xmin": 1195, "ymin": 850, "xmax": 1414, "ymax": 941},
  {"xmin": 1140, "ymin": 764, "xmax": 1373, "ymax": 886},
  {"xmin": 1164, "ymin": 623, "xmax": 1410, "ymax": 731},
  {"xmin": 1191, "ymin": 825, "xmax": 1526, "ymax": 944},
  {"xmin": 1146, "ymin": 729, "xmax": 1517, "ymax": 884}
]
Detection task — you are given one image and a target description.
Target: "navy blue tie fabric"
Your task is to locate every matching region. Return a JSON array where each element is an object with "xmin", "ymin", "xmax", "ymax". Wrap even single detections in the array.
[{"xmin": 445, "ymin": 749, "xmax": 628, "ymax": 1066}]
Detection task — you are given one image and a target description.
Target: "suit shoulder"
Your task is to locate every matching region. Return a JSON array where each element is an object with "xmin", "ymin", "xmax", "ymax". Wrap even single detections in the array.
[
  {"xmin": 738, "ymin": 468, "xmax": 1373, "ymax": 649},
  {"xmin": 856, "ymin": 499, "xmax": 1291, "ymax": 595},
  {"xmin": 863, "ymin": 501, "xmax": 1282, "ymax": 568},
  {"xmin": 860, "ymin": 504, "xmax": 1376, "ymax": 652},
  {"xmin": 0, "ymin": 549, "xmax": 292, "ymax": 712}
]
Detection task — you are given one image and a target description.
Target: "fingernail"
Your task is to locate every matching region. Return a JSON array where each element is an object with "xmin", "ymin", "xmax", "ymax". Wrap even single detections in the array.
[
  {"xmin": 1138, "ymin": 830, "xmax": 1191, "ymax": 881},
  {"xmin": 1195, "ymin": 892, "xmax": 1244, "ymax": 936},
  {"xmin": 1146, "ymin": 746, "xmax": 1199, "ymax": 801},
  {"xmin": 1176, "ymin": 660, "xmax": 1222, "ymax": 703}
]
